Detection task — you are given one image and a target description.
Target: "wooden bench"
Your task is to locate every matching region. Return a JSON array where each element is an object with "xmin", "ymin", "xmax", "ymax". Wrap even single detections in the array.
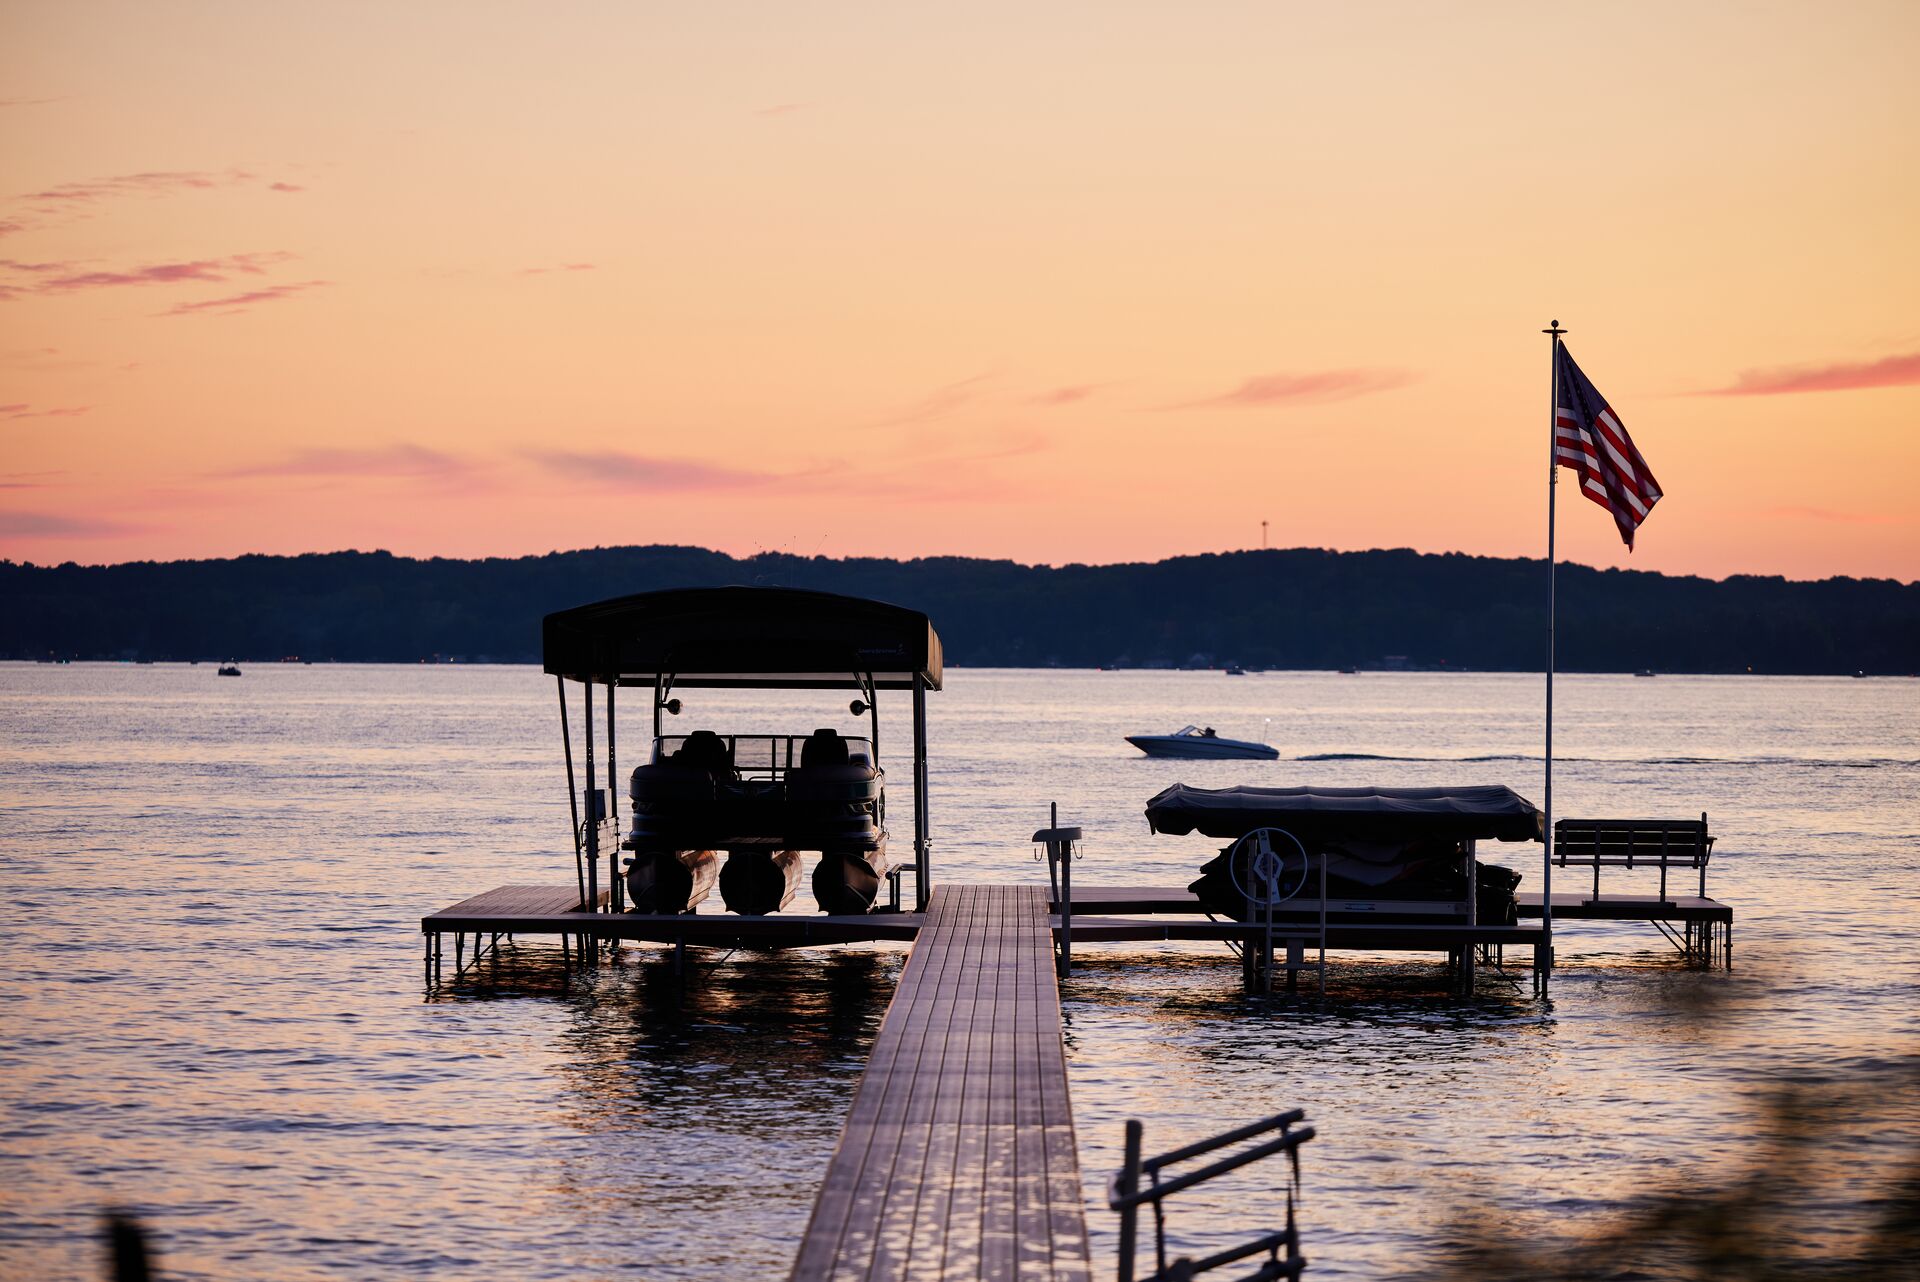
[{"xmin": 1553, "ymin": 815, "xmax": 1714, "ymax": 905}]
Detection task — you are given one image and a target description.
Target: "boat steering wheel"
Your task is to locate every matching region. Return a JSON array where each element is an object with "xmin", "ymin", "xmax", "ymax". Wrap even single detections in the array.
[{"xmin": 1228, "ymin": 827, "xmax": 1310, "ymax": 907}]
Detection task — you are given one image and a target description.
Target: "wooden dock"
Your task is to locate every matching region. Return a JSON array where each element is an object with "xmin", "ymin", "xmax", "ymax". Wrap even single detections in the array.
[{"xmin": 790, "ymin": 883, "xmax": 1091, "ymax": 1282}]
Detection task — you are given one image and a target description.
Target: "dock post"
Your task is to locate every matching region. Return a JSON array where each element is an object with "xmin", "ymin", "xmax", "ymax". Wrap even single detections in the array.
[
  {"xmin": 1116, "ymin": 1119, "xmax": 1142, "ymax": 1282},
  {"xmin": 1031, "ymin": 809, "xmax": 1082, "ymax": 978},
  {"xmin": 1059, "ymin": 812, "xmax": 1073, "ymax": 977}
]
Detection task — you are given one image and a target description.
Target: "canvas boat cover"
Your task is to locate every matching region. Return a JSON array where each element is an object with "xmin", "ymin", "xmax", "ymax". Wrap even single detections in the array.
[
  {"xmin": 543, "ymin": 586, "xmax": 942, "ymax": 690},
  {"xmin": 1145, "ymin": 783, "xmax": 1542, "ymax": 843}
]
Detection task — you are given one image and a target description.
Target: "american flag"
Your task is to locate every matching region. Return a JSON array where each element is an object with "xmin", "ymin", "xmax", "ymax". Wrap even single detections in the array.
[{"xmin": 1554, "ymin": 342, "xmax": 1662, "ymax": 548}]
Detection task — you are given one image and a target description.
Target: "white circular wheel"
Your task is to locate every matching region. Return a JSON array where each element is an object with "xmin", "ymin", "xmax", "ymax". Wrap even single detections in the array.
[{"xmin": 1228, "ymin": 827, "xmax": 1310, "ymax": 906}]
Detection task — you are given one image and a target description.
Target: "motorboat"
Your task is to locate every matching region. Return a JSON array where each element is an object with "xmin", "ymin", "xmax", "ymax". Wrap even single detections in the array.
[
  {"xmin": 217, "ymin": 663, "xmax": 242, "ymax": 677},
  {"xmin": 1145, "ymin": 782, "xmax": 1541, "ymax": 925},
  {"xmin": 1126, "ymin": 725, "xmax": 1278, "ymax": 760}
]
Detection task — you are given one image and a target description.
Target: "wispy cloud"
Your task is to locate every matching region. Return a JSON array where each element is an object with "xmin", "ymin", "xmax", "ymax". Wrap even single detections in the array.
[
  {"xmin": 161, "ymin": 280, "xmax": 327, "ymax": 316},
  {"xmin": 519, "ymin": 262, "xmax": 596, "ymax": 275},
  {"xmin": 0, "ymin": 511, "xmax": 142, "ymax": 538},
  {"xmin": 1705, "ymin": 351, "xmax": 1920, "ymax": 397},
  {"xmin": 5, "ymin": 167, "xmax": 304, "ymax": 236},
  {"xmin": 218, "ymin": 443, "xmax": 469, "ymax": 479},
  {"xmin": 0, "ymin": 97, "xmax": 63, "ymax": 109},
  {"xmin": 0, "ymin": 470, "xmax": 64, "ymax": 490},
  {"xmin": 1166, "ymin": 368, "xmax": 1417, "ymax": 410},
  {"xmin": 524, "ymin": 449, "xmax": 777, "ymax": 492},
  {"xmin": 2, "ymin": 251, "xmax": 295, "ymax": 297},
  {"xmin": 1, "ymin": 403, "xmax": 90, "ymax": 419},
  {"xmin": 756, "ymin": 102, "xmax": 811, "ymax": 117},
  {"xmin": 866, "ymin": 373, "xmax": 994, "ymax": 429},
  {"xmin": 15, "ymin": 168, "xmax": 284, "ymax": 209},
  {"xmin": 1763, "ymin": 505, "xmax": 1911, "ymax": 526},
  {"xmin": 1027, "ymin": 384, "xmax": 1106, "ymax": 407}
]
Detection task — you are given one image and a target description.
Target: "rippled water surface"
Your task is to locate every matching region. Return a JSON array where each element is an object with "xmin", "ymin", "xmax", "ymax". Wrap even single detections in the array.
[{"xmin": 2, "ymin": 664, "xmax": 1917, "ymax": 1279}]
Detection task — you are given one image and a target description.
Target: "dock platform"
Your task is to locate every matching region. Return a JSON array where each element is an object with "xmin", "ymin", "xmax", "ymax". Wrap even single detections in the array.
[{"xmin": 791, "ymin": 883, "xmax": 1090, "ymax": 1281}]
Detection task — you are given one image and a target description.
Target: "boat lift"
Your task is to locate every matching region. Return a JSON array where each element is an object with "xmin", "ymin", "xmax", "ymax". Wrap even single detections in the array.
[{"xmin": 541, "ymin": 586, "xmax": 944, "ymax": 956}]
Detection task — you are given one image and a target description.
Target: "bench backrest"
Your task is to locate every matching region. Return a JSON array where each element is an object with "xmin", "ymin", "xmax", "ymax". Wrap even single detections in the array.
[{"xmin": 1554, "ymin": 817, "xmax": 1712, "ymax": 866}]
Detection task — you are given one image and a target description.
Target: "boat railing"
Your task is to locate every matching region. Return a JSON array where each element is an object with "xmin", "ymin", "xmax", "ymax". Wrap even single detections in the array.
[
  {"xmin": 649, "ymin": 733, "xmax": 876, "ymax": 780},
  {"xmin": 1110, "ymin": 1110, "xmax": 1315, "ymax": 1282}
]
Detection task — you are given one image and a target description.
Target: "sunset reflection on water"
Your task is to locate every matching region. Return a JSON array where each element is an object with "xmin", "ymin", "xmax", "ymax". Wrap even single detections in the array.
[{"xmin": 1, "ymin": 665, "xmax": 1915, "ymax": 1279}]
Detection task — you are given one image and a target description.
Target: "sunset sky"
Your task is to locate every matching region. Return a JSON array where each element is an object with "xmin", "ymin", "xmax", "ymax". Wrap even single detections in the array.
[{"xmin": 3, "ymin": 1, "xmax": 1916, "ymax": 580}]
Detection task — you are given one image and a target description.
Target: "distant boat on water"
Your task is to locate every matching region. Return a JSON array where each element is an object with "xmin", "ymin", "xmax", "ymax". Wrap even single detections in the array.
[
  {"xmin": 1224, "ymin": 665, "xmax": 1247, "ymax": 676},
  {"xmin": 1634, "ymin": 669, "xmax": 1657, "ymax": 678},
  {"xmin": 217, "ymin": 663, "xmax": 242, "ymax": 677},
  {"xmin": 1126, "ymin": 724, "xmax": 1278, "ymax": 760}
]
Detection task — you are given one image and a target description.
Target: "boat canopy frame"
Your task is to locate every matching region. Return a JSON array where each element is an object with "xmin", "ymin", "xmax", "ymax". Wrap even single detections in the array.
[{"xmin": 541, "ymin": 587, "xmax": 943, "ymax": 916}]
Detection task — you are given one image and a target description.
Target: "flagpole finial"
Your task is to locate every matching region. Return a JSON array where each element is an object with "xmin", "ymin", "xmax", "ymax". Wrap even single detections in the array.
[{"xmin": 1543, "ymin": 318, "xmax": 1566, "ymax": 336}]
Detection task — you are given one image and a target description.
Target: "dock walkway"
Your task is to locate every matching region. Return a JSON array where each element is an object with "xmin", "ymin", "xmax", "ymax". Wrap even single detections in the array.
[{"xmin": 791, "ymin": 883, "xmax": 1091, "ymax": 1282}]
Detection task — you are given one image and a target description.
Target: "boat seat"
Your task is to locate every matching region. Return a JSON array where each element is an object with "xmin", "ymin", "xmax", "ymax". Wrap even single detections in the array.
[
  {"xmin": 800, "ymin": 728, "xmax": 850, "ymax": 768},
  {"xmin": 789, "ymin": 727, "xmax": 879, "ymax": 806},
  {"xmin": 672, "ymin": 730, "xmax": 736, "ymax": 777}
]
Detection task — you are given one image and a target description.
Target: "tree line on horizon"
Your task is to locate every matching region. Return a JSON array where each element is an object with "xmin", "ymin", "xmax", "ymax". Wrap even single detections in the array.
[{"xmin": 1, "ymin": 545, "xmax": 1915, "ymax": 674}]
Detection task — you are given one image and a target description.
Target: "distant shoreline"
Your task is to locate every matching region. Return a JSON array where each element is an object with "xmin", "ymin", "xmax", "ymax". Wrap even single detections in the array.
[{"xmin": 4, "ymin": 544, "xmax": 1916, "ymax": 675}]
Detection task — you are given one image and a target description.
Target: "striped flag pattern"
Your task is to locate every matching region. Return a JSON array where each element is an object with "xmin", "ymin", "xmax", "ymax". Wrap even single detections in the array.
[{"xmin": 1554, "ymin": 342, "xmax": 1662, "ymax": 548}]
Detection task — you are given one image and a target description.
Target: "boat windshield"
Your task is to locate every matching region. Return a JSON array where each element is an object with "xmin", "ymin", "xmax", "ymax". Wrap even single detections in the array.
[
  {"xmin": 650, "ymin": 733, "xmax": 876, "ymax": 778},
  {"xmin": 1174, "ymin": 724, "xmax": 1200, "ymax": 737}
]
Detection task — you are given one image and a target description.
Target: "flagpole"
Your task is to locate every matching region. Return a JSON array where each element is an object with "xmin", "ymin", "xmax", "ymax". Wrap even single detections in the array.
[{"xmin": 1541, "ymin": 318, "xmax": 1565, "ymax": 992}]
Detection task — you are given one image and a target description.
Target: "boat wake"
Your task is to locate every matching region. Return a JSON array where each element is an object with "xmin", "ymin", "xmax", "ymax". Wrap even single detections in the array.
[{"xmin": 1293, "ymin": 751, "xmax": 1918, "ymax": 769}]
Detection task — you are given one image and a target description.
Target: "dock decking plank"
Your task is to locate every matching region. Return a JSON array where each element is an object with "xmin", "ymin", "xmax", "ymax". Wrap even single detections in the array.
[{"xmin": 793, "ymin": 883, "xmax": 1090, "ymax": 1282}]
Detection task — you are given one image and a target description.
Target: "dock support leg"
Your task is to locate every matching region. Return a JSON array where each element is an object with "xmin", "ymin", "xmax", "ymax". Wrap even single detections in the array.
[{"xmin": 673, "ymin": 936, "xmax": 686, "ymax": 977}]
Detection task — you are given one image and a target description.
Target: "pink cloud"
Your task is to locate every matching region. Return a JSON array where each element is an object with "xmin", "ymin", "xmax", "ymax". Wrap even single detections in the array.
[
  {"xmin": 1, "ymin": 404, "xmax": 90, "ymax": 419},
  {"xmin": 5, "ymin": 251, "xmax": 295, "ymax": 296},
  {"xmin": 1705, "ymin": 351, "xmax": 1920, "ymax": 396},
  {"xmin": 525, "ymin": 449, "xmax": 776, "ymax": 492},
  {"xmin": 756, "ymin": 102, "xmax": 811, "ymax": 117},
  {"xmin": 520, "ymin": 262, "xmax": 596, "ymax": 275},
  {"xmin": 218, "ymin": 444, "xmax": 467, "ymax": 479},
  {"xmin": 1027, "ymin": 384, "xmax": 1104, "ymax": 406},
  {"xmin": 268, "ymin": 181, "xmax": 305, "ymax": 193},
  {"xmin": 0, "ymin": 470, "xmax": 64, "ymax": 490},
  {"xmin": 160, "ymin": 279, "xmax": 327, "ymax": 316},
  {"xmin": 17, "ymin": 169, "xmax": 258, "ymax": 208},
  {"xmin": 1764, "ymin": 505, "xmax": 1911, "ymax": 526},
  {"xmin": 0, "ymin": 511, "xmax": 142, "ymax": 537},
  {"xmin": 866, "ymin": 373, "xmax": 994, "ymax": 428},
  {"xmin": 1167, "ymin": 369, "xmax": 1417, "ymax": 409}
]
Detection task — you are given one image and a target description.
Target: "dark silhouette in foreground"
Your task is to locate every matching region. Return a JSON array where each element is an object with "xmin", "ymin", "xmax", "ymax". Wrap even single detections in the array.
[
  {"xmin": 1435, "ymin": 1038, "xmax": 1920, "ymax": 1280},
  {"xmin": 103, "ymin": 1213, "xmax": 152, "ymax": 1282}
]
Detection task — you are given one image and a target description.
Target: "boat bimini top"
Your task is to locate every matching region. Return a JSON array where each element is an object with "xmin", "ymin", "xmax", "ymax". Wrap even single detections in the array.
[{"xmin": 542, "ymin": 585, "xmax": 942, "ymax": 691}]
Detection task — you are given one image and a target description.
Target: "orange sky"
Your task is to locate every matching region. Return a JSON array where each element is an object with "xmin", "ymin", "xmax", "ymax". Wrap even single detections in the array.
[{"xmin": 3, "ymin": 2, "xmax": 1917, "ymax": 580}]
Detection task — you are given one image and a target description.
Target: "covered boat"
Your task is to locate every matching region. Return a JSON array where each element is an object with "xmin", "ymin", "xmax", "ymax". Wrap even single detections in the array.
[
  {"xmin": 1145, "ymin": 782, "xmax": 1541, "ymax": 924},
  {"xmin": 543, "ymin": 586, "xmax": 942, "ymax": 917}
]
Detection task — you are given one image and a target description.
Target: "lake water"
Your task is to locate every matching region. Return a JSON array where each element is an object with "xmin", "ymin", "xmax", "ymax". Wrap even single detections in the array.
[{"xmin": 2, "ymin": 664, "xmax": 1916, "ymax": 1280}]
